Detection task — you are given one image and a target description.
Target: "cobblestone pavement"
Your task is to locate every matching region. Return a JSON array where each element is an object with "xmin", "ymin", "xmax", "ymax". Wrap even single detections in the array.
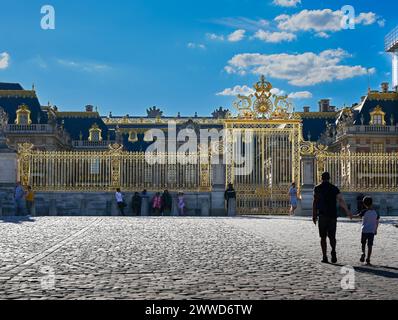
[{"xmin": 0, "ymin": 216, "xmax": 397, "ymax": 300}]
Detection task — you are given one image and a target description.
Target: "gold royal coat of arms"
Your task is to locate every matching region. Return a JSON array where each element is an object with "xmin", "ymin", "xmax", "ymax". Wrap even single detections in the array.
[{"xmin": 233, "ymin": 75, "xmax": 294, "ymax": 119}]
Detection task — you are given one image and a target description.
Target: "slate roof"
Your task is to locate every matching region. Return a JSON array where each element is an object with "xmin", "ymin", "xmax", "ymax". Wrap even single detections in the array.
[
  {"xmin": 55, "ymin": 114, "xmax": 114, "ymax": 141},
  {"xmin": 0, "ymin": 83, "xmax": 48, "ymax": 124},
  {"xmin": 300, "ymin": 114, "xmax": 336, "ymax": 142},
  {"xmin": 352, "ymin": 93, "xmax": 398, "ymax": 125}
]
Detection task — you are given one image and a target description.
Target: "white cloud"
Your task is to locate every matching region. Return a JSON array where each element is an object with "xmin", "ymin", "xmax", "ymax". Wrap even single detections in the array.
[
  {"xmin": 216, "ymin": 85, "xmax": 255, "ymax": 96},
  {"xmin": 288, "ymin": 91, "xmax": 313, "ymax": 99},
  {"xmin": 276, "ymin": 9, "xmax": 382, "ymax": 34},
  {"xmin": 253, "ymin": 29, "xmax": 296, "ymax": 43},
  {"xmin": 225, "ymin": 49, "xmax": 375, "ymax": 86},
  {"xmin": 355, "ymin": 12, "xmax": 377, "ymax": 26},
  {"xmin": 57, "ymin": 59, "xmax": 111, "ymax": 72},
  {"xmin": 217, "ymin": 85, "xmax": 311, "ymax": 100},
  {"xmin": 207, "ymin": 33, "xmax": 224, "ymax": 41},
  {"xmin": 0, "ymin": 52, "xmax": 10, "ymax": 69},
  {"xmin": 315, "ymin": 32, "xmax": 330, "ymax": 39},
  {"xmin": 273, "ymin": 0, "xmax": 301, "ymax": 7},
  {"xmin": 378, "ymin": 19, "xmax": 386, "ymax": 28},
  {"xmin": 228, "ymin": 29, "xmax": 246, "ymax": 42},
  {"xmin": 187, "ymin": 42, "xmax": 206, "ymax": 50}
]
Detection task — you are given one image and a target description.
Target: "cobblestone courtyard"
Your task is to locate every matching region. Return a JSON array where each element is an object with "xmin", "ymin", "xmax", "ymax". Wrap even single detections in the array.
[{"xmin": 0, "ymin": 216, "xmax": 397, "ymax": 300}]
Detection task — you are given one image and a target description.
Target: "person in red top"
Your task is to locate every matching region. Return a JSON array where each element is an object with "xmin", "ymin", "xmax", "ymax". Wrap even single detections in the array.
[{"xmin": 152, "ymin": 192, "xmax": 162, "ymax": 216}]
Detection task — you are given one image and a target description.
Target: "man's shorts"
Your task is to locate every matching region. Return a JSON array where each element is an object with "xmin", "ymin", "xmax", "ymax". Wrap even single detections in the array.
[
  {"xmin": 361, "ymin": 233, "xmax": 375, "ymax": 247},
  {"xmin": 318, "ymin": 215, "xmax": 337, "ymax": 239}
]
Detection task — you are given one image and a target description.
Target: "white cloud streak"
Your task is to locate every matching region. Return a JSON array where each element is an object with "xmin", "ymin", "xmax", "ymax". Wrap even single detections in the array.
[
  {"xmin": 0, "ymin": 52, "xmax": 10, "ymax": 69},
  {"xmin": 273, "ymin": 0, "xmax": 301, "ymax": 8},
  {"xmin": 227, "ymin": 29, "xmax": 246, "ymax": 42},
  {"xmin": 57, "ymin": 59, "xmax": 111, "ymax": 72},
  {"xmin": 225, "ymin": 49, "xmax": 375, "ymax": 86},
  {"xmin": 253, "ymin": 30, "xmax": 296, "ymax": 43}
]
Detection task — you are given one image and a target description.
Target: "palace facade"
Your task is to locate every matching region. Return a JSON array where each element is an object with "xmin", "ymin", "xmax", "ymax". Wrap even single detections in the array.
[
  {"xmin": 1, "ymin": 78, "xmax": 398, "ymax": 216},
  {"xmin": 1, "ymin": 81, "xmax": 398, "ymax": 154}
]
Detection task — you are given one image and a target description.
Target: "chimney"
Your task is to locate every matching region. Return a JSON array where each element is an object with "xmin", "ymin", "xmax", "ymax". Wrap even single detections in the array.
[
  {"xmin": 303, "ymin": 106, "xmax": 310, "ymax": 113},
  {"xmin": 318, "ymin": 99, "xmax": 331, "ymax": 112},
  {"xmin": 381, "ymin": 82, "xmax": 389, "ymax": 93},
  {"xmin": 85, "ymin": 105, "xmax": 94, "ymax": 112}
]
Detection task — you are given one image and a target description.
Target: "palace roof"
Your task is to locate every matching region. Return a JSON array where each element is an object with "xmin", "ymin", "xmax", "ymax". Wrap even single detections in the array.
[
  {"xmin": 0, "ymin": 83, "xmax": 48, "ymax": 124},
  {"xmin": 353, "ymin": 91, "xmax": 398, "ymax": 125}
]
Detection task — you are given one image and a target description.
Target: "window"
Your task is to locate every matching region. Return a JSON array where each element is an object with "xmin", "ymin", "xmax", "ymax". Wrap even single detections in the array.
[
  {"xmin": 15, "ymin": 104, "xmax": 32, "ymax": 125},
  {"xmin": 370, "ymin": 106, "xmax": 386, "ymax": 126},
  {"xmin": 88, "ymin": 123, "xmax": 102, "ymax": 142}
]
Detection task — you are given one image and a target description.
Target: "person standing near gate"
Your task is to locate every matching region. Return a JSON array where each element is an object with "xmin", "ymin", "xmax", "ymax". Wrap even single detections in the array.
[
  {"xmin": 224, "ymin": 183, "xmax": 237, "ymax": 216},
  {"xmin": 288, "ymin": 182, "xmax": 298, "ymax": 216},
  {"xmin": 313, "ymin": 172, "xmax": 352, "ymax": 264},
  {"xmin": 115, "ymin": 188, "xmax": 126, "ymax": 216},
  {"xmin": 131, "ymin": 192, "xmax": 142, "ymax": 216},
  {"xmin": 161, "ymin": 190, "xmax": 172, "ymax": 216},
  {"xmin": 152, "ymin": 192, "xmax": 162, "ymax": 216},
  {"xmin": 25, "ymin": 186, "xmax": 35, "ymax": 216}
]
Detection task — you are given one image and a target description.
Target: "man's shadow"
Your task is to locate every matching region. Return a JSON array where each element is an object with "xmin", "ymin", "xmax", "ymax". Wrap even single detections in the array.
[
  {"xmin": 0, "ymin": 216, "xmax": 36, "ymax": 224},
  {"xmin": 333, "ymin": 263, "xmax": 398, "ymax": 279}
]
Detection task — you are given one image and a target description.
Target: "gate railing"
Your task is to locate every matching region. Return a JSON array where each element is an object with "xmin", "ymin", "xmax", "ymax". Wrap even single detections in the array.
[
  {"xmin": 315, "ymin": 151, "xmax": 398, "ymax": 192},
  {"xmin": 17, "ymin": 143, "xmax": 211, "ymax": 192}
]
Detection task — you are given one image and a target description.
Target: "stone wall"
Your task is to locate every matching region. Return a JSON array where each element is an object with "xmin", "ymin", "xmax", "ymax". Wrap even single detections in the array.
[{"xmin": 0, "ymin": 191, "xmax": 227, "ymax": 217}]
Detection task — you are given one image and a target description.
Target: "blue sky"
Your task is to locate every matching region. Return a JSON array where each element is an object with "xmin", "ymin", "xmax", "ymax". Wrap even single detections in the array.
[{"xmin": 0, "ymin": 0, "xmax": 397, "ymax": 116}]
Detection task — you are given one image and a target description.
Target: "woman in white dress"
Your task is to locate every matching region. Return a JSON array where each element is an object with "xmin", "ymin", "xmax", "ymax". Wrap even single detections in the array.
[{"xmin": 288, "ymin": 183, "xmax": 298, "ymax": 216}]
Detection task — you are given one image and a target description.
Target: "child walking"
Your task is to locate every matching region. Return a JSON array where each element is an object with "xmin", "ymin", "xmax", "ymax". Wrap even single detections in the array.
[{"xmin": 354, "ymin": 196, "xmax": 380, "ymax": 265}]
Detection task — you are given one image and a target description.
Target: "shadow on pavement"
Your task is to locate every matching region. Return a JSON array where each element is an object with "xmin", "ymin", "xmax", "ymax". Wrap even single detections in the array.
[
  {"xmin": 0, "ymin": 216, "xmax": 36, "ymax": 224},
  {"xmin": 354, "ymin": 266, "xmax": 398, "ymax": 279}
]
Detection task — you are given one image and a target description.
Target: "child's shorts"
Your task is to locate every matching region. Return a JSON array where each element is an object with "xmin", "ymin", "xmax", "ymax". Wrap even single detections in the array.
[{"xmin": 361, "ymin": 233, "xmax": 375, "ymax": 247}]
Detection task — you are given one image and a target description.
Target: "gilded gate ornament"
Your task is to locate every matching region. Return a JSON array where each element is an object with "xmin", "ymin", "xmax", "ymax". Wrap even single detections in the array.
[
  {"xmin": 233, "ymin": 75, "xmax": 294, "ymax": 119},
  {"xmin": 17, "ymin": 143, "xmax": 34, "ymax": 186}
]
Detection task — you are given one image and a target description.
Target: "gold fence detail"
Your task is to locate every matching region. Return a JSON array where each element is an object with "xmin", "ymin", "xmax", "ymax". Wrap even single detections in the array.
[
  {"xmin": 316, "ymin": 152, "xmax": 398, "ymax": 192},
  {"xmin": 18, "ymin": 143, "xmax": 211, "ymax": 192},
  {"xmin": 225, "ymin": 119, "xmax": 302, "ymax": 215}
]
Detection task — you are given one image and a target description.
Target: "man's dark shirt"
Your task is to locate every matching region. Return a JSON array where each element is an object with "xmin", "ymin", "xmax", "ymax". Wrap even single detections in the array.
[
  {"xmin": 225, "ymin": 188, "xmax": 236, "ymax": 201},
  {"xmin": 314, "ymin": 182, "xmax": 340, "ymax": 218}
]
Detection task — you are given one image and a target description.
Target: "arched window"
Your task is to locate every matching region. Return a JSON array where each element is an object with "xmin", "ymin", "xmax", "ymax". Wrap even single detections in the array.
[
  {"xmin": 369, "ymin": 106, "xmax": 386, "ymax": 126},
  {"xmin": 15, "ymin": 104, "xmax": 32, "ymax": 125},
  {"xmin": 128, "ymin": 130, "xmax": 138, "ymax": 142},
  {"xmin": 88, "ymin": 123, "xmax": 102, "ymax": 142}
]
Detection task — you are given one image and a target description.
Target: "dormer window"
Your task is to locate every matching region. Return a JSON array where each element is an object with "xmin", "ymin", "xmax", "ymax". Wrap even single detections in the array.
[
  {"xmin": 15, "ymin": 104, "xmax": 32, "ymax": 125},
  {"xmin": 128, "ymin": 130, "xmax": 138, "ymax": 143},
  {"xmin": 369, "ymin": 106, "xmax": 386, "ymax": 126},
  {"xmin": 88, "ymin": 123, "xmax": 102, "ymax": 142}
]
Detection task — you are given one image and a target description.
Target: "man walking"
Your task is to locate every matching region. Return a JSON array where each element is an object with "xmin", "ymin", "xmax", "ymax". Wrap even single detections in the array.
[{"xmin": 313, "ymin": 172, "xmax": 352, "ymax": 264}]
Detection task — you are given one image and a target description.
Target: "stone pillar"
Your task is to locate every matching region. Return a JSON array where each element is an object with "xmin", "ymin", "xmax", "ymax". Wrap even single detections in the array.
[
  {"xmin": 302, "ymin": 155, "xmax": 315, "ymax": 187},
  {"xmin": 141, "ymin": 195, "xmax": 149, "ymax": 216},
  {"xmin": 227, "ymin": 198, "xmax": 236, "ymax": 217}
]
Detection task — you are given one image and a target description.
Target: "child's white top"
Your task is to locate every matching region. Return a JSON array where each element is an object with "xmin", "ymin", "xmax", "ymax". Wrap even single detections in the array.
[{"xmin": 359, "ymin": 209, "xmax": 380, "ymax": 234}]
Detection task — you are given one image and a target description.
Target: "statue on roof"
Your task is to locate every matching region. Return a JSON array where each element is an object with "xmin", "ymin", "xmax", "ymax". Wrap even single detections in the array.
[
  {"xmin": 212, "ymin": 107, "xmax": 230, "ymax": 119},
  {"xmin": 147, "ymin": 106, "xmax": 163, "ymax": 118}
]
